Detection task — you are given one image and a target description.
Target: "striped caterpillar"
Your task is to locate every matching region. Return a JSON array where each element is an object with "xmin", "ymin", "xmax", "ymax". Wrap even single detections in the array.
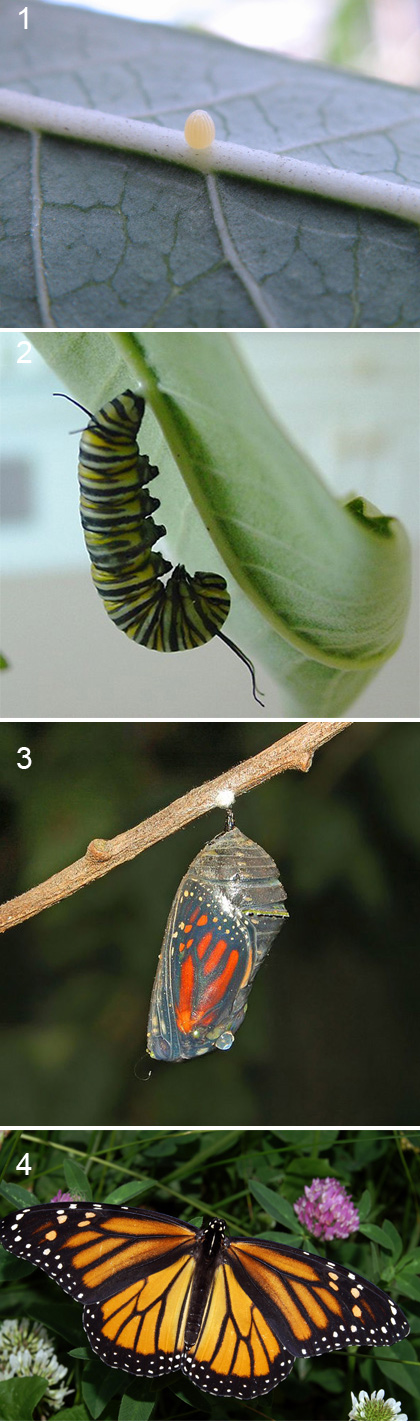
[{"xmin": 55, "ymin": 389, "xmax": 262, "ymax": 703}]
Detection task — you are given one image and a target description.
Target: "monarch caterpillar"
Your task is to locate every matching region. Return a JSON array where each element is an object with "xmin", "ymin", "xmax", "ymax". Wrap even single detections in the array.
[
  {"xmin": 0, "ymin": 1202, "xmax": 409, "ymax": 1401},
  {"xmin": 147, "ymin": 808, "xmax": 288, "ymax": 1061},
  {"xmin": 54, "ymin": 390, "xmax": 262, "ymax": 704}
]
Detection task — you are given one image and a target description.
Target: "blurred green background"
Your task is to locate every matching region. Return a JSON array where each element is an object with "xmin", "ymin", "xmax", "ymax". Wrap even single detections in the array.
[{"xmin": 0, "ymin": 720, "xmax": 419, "ymax": 1127}]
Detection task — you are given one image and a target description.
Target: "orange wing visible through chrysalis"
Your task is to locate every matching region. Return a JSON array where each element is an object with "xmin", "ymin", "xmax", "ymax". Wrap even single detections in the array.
[
  {"xmin": 147, "ymin": 825, "xmax": 288, "ymax": 1061},
  {"xmin": 176, "ymin": 942, "xmax": 241, "ymax": 1034}
]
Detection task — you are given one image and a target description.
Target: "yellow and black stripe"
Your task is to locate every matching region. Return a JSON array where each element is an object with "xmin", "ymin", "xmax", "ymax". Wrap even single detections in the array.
[{"xmin": 55, "ymin": 389, "xmax": 261, "ymax": 701}]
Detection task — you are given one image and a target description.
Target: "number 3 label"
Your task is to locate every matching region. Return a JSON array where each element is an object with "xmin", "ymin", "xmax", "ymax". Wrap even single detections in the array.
[{"xmin": 17, "ymin": 747, "xmax": 31, "ymax": 769}]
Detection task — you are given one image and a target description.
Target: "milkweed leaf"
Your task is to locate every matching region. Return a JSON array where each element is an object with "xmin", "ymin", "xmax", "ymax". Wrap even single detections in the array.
[
  {"xmin": 30, "ymin": 329, "xmax": 411, "ymax": 713},
  {"xmin": 1, "ymin": 2, "xmax": 420, "ymax": 328}
]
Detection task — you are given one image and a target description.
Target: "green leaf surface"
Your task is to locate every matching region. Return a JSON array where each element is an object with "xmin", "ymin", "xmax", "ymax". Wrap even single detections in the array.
[
  {"xmin": 358, "ymin": 1222, "xmax": 396, "ymax": 1248},
  {"xmin": 118, "ymin": 1392, "xmax": 155, "ymax": 1420},
  {"xmin": 0, "ymin": 1180, "xmax": 39, "ymax": 1208},
  {"xmin": 2, "ymin": 3, "xmax": 420, "ymax": 329},
  {"xmin": 357, "ymin": 1189, "xmax": 372, "ymax": 1222},
  {"xmin": 0, "ymin": 1377, "xmax": 48, "ymax": 1421},
  {"xmin": 381, "ymin": 1218, "xmax": 403, "ymax": 1259},
  {"xmin": 285, "ymin": 1157, "xmax": 332, "ymax": 1180},
  {"xmin": 307, "ymin": 1365, "xmax": 343, "ymax": 1392},
  {"xmin": 375, "ymin": 1346, "xmax": 420, "ymax": 1399},
  {"xmin": 399, "ymin": 1249, "xmax": 420, "ymax": 1270},
  {"xmin": 0, "ymin": 1244, "xmax": 35, "ymax": 1282},
  {"xmin": 28, "ymin": 330, "xmax": 411, "ymax": 714},
  {"xmin": 171, "ymin": 1131, "xmax": 242, "ymax": 1177},
  {"xmin": 0, "ymin": 1283, "xmax": 84, "ymax": 1345},
  {"xmin": 395, "ymin": 1272, "xmax": 420, "ymax": 1302},
  {"xmin": 63, "ymin": 1157, "xmax": 92, "ymax": 1201},
  {"xmin": 55, "ymin": 1409, "xmax": 90, "ymax": 1421},
  {"xmin": 275, "ymin": 1129, "xmax": 338, "ymax": 1151},
  {"xmin": 82, "ymin": 1363, "xmax": 122, "ymax": 1419},
  {"xmin": 103, "ymin": 1180, "xmax": 150, "ymax": 1206},
  {"xmin": 104, "ymin": 1180, "xmax": 151, "ymax": 1205},
  {"xmin": 249, "ymin": 1181, "xmax": 298, "ymax": 1230}
]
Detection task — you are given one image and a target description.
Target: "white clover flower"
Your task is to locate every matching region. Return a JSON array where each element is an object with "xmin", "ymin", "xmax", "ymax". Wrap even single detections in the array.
[
  {"xmin": 0, "ymin": 1318, "xmax": 71, "ymax": 1413},
  {"xmin": 349, "ymin": 1387, "xmax": 408, "ymax": 1420}
]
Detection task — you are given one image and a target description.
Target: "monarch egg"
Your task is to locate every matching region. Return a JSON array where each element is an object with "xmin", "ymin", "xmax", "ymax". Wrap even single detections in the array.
[{"xmin": 184, "ymin": 110, "xmax": 215, "ymax": 150}]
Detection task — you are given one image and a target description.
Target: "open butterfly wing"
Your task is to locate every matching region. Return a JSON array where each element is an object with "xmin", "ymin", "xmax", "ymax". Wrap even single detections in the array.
[
  {"xmin": 0, "ymin": 1203, "xmax": 197, "ymax": 1304},
  {"xmin": 83, "ymin": 1255, "xmax": 195, "ymax": 1379},
  {"xmin": 182, "ymin": 1258, "xmax": 295, "ymax": 1398},
  {"xmin": 226, "ymin": 1236, "xmax": 410, "ymax": 1359},
  {"xmin": 0, "ymin": 1204, "xmax": 409, "ymax": 1400}
]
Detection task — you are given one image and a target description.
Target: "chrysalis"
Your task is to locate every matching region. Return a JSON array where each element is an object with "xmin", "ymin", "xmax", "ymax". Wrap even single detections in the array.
[{"xmin": 147, "ymin": 811, "xmax": 288, "ymax": 1061}]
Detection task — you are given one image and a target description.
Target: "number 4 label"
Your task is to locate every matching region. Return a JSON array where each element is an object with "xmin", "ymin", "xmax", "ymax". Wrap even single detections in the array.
[{"xmin": 16, "ymin": 1152, "xmax": 31, "ymax": 1176}]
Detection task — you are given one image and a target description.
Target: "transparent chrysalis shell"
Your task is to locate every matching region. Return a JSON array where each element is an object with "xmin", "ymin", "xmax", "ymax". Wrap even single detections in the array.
[
  {"xmin": 147, "ymin": 823, "xmax": 288, "ymax": 1062},
  {"xmin": 184, "ymin": 110, "xmax": 216, "ymax": 150}
]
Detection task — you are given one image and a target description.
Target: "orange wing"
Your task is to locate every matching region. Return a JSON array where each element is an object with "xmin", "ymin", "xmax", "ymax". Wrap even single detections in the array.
[
  {"xmin": 181, "ymin": 1259, "xmax": 295, "ymax": 1398},
  {"xmin": 83, "ymin": 1254, "xmax": 196, "ymax": 1378},
  {"xmin": 227, "ymin": 1236, "xmax": 409, "ymax": 1359},
  {"xmin": 0, "ymin": 1203, "xmax": 409, "ymax": 1401},
  {"xmin": 0, "ymin": 1202, "xmax": 196, "ymax": 1299}
]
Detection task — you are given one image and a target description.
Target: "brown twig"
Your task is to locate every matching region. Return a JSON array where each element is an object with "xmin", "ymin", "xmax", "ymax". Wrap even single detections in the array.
[{"xmin": 0, "ymin": 720, "xmax": 352, "ymax": 933}]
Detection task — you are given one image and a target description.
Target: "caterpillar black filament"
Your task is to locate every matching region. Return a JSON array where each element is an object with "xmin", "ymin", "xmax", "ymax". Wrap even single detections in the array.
[{"xmin": 55, "ymin": 389, "xmax": 262, "ymax": 704}]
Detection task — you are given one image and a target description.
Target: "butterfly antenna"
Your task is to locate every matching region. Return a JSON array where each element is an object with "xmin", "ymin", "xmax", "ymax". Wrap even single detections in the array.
[{"xmin": 216, "ymin": 630, "xmax": 264, "ymax": 707}]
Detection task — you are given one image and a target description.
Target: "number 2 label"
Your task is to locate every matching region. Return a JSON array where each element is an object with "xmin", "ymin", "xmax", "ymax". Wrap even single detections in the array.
[{"xmin": 17, "ymin": 340, "xmax": 31, "ymax": 364}]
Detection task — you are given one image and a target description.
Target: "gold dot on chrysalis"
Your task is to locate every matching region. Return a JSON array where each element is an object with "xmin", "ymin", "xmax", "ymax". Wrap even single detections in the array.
[{"xmin": 184, "ymin": 110, "xmax": 216, "ymax": 149}]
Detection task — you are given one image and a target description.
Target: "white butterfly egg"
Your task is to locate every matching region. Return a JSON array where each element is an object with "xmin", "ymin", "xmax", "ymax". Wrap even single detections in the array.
[{"xmin": 184, "ymin": 110, "xmax": 215, "ymax": 150}]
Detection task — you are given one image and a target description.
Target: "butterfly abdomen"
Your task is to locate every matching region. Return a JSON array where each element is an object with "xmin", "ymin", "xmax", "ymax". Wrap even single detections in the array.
[{"xmin": 185, "ymin": 1220, "xmax": 227, "ymax": 1347}]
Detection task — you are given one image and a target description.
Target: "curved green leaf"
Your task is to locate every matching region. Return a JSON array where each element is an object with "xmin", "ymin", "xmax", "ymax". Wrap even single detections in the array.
[
  {"xmin": 30, "ymin": 330, "xmax": 411, "ymax": 712},
  {"xmin": 0, "ymin": 1378, "xmax": 48, "ymax": 1421},
  {"xmin": 249, "ymin": 1181, "xmax": 300, "ymax": 1230}
]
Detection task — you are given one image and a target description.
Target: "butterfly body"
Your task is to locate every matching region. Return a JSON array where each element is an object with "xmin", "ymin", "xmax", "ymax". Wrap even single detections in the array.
[
  {"xmin": 147, "ymin": 825, "xmax": 288, "ymax": 1061},
  {"xmin": 0, "ymin": 1202, "xmax": 409, "ymax": 1401}
]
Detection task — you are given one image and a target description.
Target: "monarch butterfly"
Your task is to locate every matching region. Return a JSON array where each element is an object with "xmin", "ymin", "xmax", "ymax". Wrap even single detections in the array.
[
  {"xmin": 147, "ymin": 809, "xmax": 288, "ymax": 1061},
  {"xmin": 54, "ymin": 389, "xmax": 262, "ymax": 705},
  {"xmin": 0, "ymin": 1202, "xmax": 409, "ymax": 1401}
]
